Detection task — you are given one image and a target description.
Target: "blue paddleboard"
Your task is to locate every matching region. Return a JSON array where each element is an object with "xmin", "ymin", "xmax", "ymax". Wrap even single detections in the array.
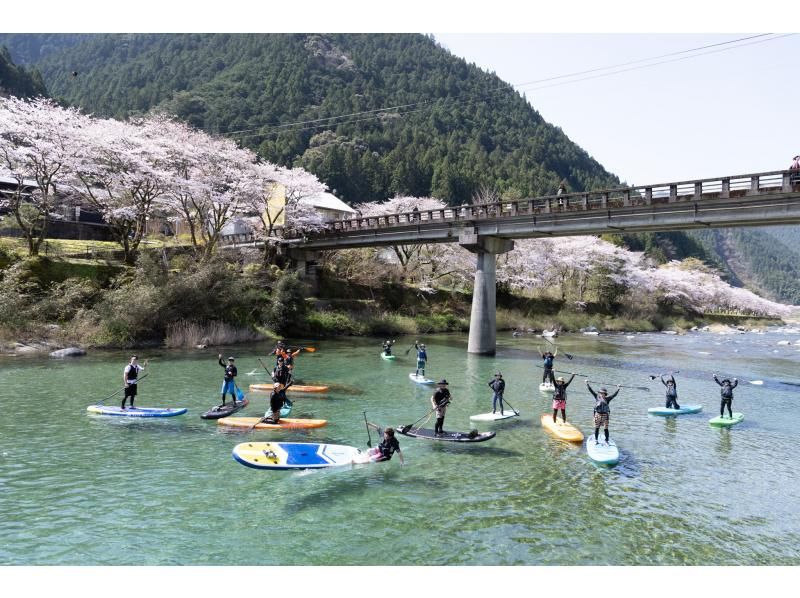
[
  {"xmin": 647, "ymin": 404, "xmax": 702, "ymax": 416},
  {"xmin": 86, "ymin": 405, "xmax": 187, "ymax": 417}
]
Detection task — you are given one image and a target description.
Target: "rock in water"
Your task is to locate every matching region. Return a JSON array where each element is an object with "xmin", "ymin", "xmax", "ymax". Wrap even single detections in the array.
[{"xmin": 49, "ymin": 347, "xmax": 87, "ymax": 358}]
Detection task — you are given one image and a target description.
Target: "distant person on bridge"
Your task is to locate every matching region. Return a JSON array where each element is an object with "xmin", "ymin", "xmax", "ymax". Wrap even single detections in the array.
[
  {"xmin": 557, "ymin": 179, "xmax": 568, "ymax": 208},
  {"xmin": 539, "ymin": 347, "xmax": 558, "ymax": 385},
  {"xmin": 411, "ymin": 206, "xmax": 420, "ymax": 222},
  {"xmin": 712, "ymin": 374, "xmax": 738, "ymax": 419},
  {"xmin": 791, "ymin": 155, "xmax": 800, "ymax": 185}
]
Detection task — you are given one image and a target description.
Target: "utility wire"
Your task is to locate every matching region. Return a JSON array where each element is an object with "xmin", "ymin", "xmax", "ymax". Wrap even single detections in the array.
[{"xmin": 225, "ymin": 33, "xmax": 793, "ymax": 141}]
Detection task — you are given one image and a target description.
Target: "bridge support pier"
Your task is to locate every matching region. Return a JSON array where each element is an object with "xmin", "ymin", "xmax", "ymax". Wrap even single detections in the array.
[
  {"xmin": 287, "ymin": 249, "xmax": 320, "ymax": 294},
  {"xmin": 460, "ymin": 231, "xmax": 514, "ymax": 355}
]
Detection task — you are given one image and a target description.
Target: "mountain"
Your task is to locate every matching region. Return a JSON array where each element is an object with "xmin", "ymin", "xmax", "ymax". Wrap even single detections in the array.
[
  {"xmin": 0, "ymin": 46, "xmax": 47, "ymax": 98},
  {"xmin": 2, "ymin": 33, "xmax": 798, "ymax": 305}
]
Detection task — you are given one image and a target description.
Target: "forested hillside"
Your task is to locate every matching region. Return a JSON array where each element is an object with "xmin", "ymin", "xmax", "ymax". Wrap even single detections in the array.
[
  {"xmin": 2, "ymin": 33, "xmax": 798, "ymax": 305},
  {"xmin": 0, "ymin": 47, "xmax": 47, "ymax": 98}
]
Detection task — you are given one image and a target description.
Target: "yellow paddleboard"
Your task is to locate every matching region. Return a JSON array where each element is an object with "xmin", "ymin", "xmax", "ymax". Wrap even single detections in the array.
[
  {"xmin": 540, "ymin": 414, "xmax": 584, "ymax": 443},
  {"xmin": 217, "ymin": 417, "xmax": 327, "ymax": 430}
]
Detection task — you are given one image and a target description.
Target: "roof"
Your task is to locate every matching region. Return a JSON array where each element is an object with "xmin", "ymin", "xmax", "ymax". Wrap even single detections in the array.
[
  {"xmin": 300, "ymin": 192, "xmax": 356, "ymax": 213},
  {"xmin": 0, "ymin": 174, "xmax": 38, "ymax": 188}
]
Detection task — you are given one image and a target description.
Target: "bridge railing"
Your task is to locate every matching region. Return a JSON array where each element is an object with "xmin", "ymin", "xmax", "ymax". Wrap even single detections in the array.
[{"xmin": 306, "ymin": 169, "xmax": 799, "ymax": 238}]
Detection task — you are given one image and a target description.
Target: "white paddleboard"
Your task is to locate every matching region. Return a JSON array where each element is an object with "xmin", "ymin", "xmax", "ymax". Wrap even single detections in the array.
[
  {"xmin": 409, "ymin": 373, "xmax": 435, "ymax": 385},
  {"xmin": 539, "ymin": 382, "xmax": 555, "ymax": 393},
  {"xmin": 469, "ymin": 411, "xmax": 518, "ymax": 422},
  {"xmin": 586, "ymin": 435, "xmax": 620, "ymax": 465}
]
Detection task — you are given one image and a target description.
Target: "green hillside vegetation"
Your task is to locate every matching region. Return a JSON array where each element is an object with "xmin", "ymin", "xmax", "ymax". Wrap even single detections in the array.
[
  {"xmin": 0, "ymin": 46, "xmax": 47, "ymax": 98},
  {"xmin": 2, "ymin": 33, "xmax": 798, "ymax": 311}
]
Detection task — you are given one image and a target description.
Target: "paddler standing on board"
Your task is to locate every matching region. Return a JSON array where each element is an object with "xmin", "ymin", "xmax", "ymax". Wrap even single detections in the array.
[
  {"xmin": 552, "ymin": 374, "xmax": 575, "ymax": 424},
  {"xmin": 712, "ymin": 374, "xmax": 738, "ymax": 419},
  {"xmin": 661, "ymin": 374, "xmax": 680, "ymax": 410},
  {"xmin": 218, "ymin": 354, "xmax": 238, "ymax": 407},
  {"xmin": 414, "ymin": 341, "xmax": 428, "ymax": 377},
  {"xmin": 272, "ymin": 356, "xmax": 293, "ymax": 388},
  {"xmin": 431, "ymin": 379, "xmax": 451, "ymax": 435},
  {"xmin": 122, "ymin": 355, "xmax": 147, "ymax": 409},
  {"xmin": 488, "ymin": 371, "xmax": 506, "ymax": 415},
  {"xmin": 382, "ymin": 339, "xmax": 396, "ymax": 357},
  {"xmin": 539, "ymin": 347, "xmax": 557, "ymax": 385},
  {"xmin": 586, "ymin": 381, "xmax": 620, "ymax": 444}
]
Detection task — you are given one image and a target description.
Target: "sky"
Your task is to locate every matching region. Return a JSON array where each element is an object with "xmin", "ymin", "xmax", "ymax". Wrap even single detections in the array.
[{"xmin": 432, "ymin": 33, "xmax": 799, "ymax": 186}]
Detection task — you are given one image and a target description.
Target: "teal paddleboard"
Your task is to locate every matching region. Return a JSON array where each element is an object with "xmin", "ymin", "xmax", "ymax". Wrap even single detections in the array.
[
  {"xmin": 709, "ymin": 412, "xmax": 744, "ymax": 427},
  {"xmin": 648, "ymin": 404, "xmax": 702, "ymax": 416},
  {"xmin": 381, "ymin": 352, "xmax": 396, "ymax": 361}
]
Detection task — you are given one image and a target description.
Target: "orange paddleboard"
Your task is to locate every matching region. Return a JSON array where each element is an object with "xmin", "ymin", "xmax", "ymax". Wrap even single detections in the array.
[
  {"xmin": 249, "ymin": 384, "xmax": 329, "ymax": 393},
  {"xmin": 217, "ymin": 417, "xmax": 328, "ymax": 430}
]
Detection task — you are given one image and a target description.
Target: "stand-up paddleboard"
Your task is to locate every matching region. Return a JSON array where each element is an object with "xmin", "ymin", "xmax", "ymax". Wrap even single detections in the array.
[
  {"xmin": 647, "ymin": 404, "xmax": 703, "ymax": 416},
  {"xmin": 709, "ymin": 413, "xmax": 744, "ymax": 427},
  {"xmin": 217, "ymin": 416, "xmax": 327, "ymax": 430},
  {"xmin": 86, "ymin": 405, "xmax": 187, "ymax": 418},
  {"xmin": 540, "ymin": 415, "xmax": 584, "ymax": 442},
  {"xmin": 409, "ymin": 373, "xmax": 435, "ymax": 385},
  {"xmin": 539, "ymin": 382, "xmax": 555, "ymax": 393},
  {"xmin": 381, "ymin": 352, "xmax": 396, "ymax": 361},
  {"xmin": 586, "ymin": 435, "xmax": 619, "ymax": 465},
  {"xmin": 396, "ymin": 425, "xmax": 495, "ymax": 442},
  {"xmin": 249, "ymin": 384, "xmax": 329, "ymax": 394},
  {"xmin": 201, "ymin": 397, "xmax": 250, "ymax": 419},
  {"xmin": 233, "ymin": 442, "xmax": 364, "ymax": 470},
  {"xmin": 470, "ymin": 411, "xmax": 518, "ymax": 422}
]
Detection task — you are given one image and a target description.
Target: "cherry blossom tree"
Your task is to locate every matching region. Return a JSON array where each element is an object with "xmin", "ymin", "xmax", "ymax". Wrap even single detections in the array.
[{"xmin": 0, "ymin": 97, "xmax": 88, "ymax": 256}]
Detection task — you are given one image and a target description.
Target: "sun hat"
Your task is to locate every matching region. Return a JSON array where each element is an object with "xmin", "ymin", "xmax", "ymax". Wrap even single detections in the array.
[{"xmin": 438, "ymin": 379, "xmax": 449, "ymax": 385}]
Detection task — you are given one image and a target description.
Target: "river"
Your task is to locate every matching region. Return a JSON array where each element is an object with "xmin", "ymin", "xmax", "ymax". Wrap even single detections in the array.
[{"xmin": 1, "ymin": 328, "xmax": 799, "ymax": 565}]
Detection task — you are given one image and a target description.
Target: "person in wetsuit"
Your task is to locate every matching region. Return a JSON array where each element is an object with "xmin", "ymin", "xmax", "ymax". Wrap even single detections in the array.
[
  {"xmin": 264, "ymin": 382, "xmax": 287, "ymax": 424},
  {"xmin": 539, "ymin": 348, "xmax": 557, "ymax": 385},
  {"xmin": 713, "ymin": 374, "xmax": 738, "ymax": 418},
  {"xmin": 218, "ymin": 354, "xmax": 238, "ymax": 406},
  {"xmin": 661, "ymin": 374, "xmax": 680, "ymax": 410},
  {"xmin": 586, "ymin": 381, "xmax": 621, "ymax": 444},
  {"xmin": 414, "ymin": 341, "xmax": 428, "ymax": 377},
  {"xmin": 552, "ymin": 374, "xmax": 575, "ymax": 424},
  {"xmin": 382, "ymin": 339, "xmax": 395, "ymax": 356},
  {"xmin": 488, "ymin": 371, "xmax": 506, "ymax": 415},
  {"xmin": 431, "ymin": 379, "xmax": 451, "ymax": 435},
  {"xmin": 362, "ymin": 425, "xmax": 405, "ymax": 465},
  {"xmin": 122, "ymin": 355, "xmax": 147, "ymax": 409}
]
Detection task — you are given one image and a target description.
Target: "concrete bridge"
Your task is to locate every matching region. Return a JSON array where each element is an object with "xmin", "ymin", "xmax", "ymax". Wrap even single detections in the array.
[{"xmin": 280, "ymin": 169, "xmax": 800, "ymax": 354}]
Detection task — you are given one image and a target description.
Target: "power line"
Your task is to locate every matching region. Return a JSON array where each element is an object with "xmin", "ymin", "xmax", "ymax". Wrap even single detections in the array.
[{"xmin": 224, "ymin": 33, "xmax": 793, "ymax": 142}]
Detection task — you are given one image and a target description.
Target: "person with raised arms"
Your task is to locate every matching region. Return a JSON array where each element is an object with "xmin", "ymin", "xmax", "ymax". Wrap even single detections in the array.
[
  {"xmin": 122, "ymin": 355, "xmax": 147, "ymax": 409},
  {"xmin": 538, "ymin": 347, "xmax": 558, "ymax": 386},
  {"xmin": 488, "ymin": 371, "xmax": 506, "ymax": 415},
  {"xmin": 218, "ymin": 354, "xmax": 239, "ymax": 407},
  {"xmin": 712, "ymin": 374, "xmax": 738, "ymax": 419},
  {"xmin": 552, "ymin": 374, "xmax": 575, "ymax": 424},
  {"xmin": 382, "ymin": 339, "xmax": 396, "ymax": 357},
  {"xmin": 661, "ymin": 374, "xmax": 680, "ymax": 410},
  {"xmin": 414, "ymin": 341, "xmax": 428, "ymax": 377},
  {"xmin": 431, "ymin": 379, "xmax": 451, "ymax": 435},
  {"xmin": 586, "ymin": 381, "xmax": 621, "ymax": 445}
]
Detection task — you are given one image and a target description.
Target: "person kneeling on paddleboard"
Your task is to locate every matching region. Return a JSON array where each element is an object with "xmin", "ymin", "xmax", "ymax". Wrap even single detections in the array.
[
  {"xmin": 218, "ymin": 354, "xmax": 238, "ymax": 406},
  {"xmin": 414, "ymin": 341, "xmax": 428, "ymax": 376},
  {"xmin": 264, "ymin": 382, "xmax": 286, "ymax": 424},
  {"xmin": 552, "ymin": 374, "xmax": 575, "ymax": 424},
  {"xmin": 382, "ymin": 339, "xmax": 395, "ymax": 356},
  {"xmin": 364, "ymin": 425, "xmax": 405, "ymax": 465},
  {"xmin": 488, "ymin": 372, "xmax": 506, "ymax": 415},
  {"xmin": 122, "ymin": 355, "xmax": 147, "ymax": 409},
  {"xmin": 586, "ymin": 381, "xmax": 620, "ymax": 444},
  {"xmin": 539, "ymin": 348, "xmax": 557, "ymax": 385},
  {"xmin": 712, "ymin": 374, "xmax": 738, "ymax": 419},
  {"xmin": 661, "ymin": 374, "xmax": 680, "ymax": 410},
  {"xmin": 431, "ymin": 379, "xmax": 451, "ymax": 435}
]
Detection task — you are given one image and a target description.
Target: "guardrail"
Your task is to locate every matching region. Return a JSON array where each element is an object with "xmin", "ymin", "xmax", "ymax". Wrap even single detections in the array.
[{"xmin": 298, "ymin": 169, "xmax": 799, "ymax": 237}]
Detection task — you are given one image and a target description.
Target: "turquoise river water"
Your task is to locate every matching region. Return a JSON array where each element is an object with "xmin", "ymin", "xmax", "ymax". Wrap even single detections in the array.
[{"xmin": 1, "ymin": 329, "xmax": 799, "ymax": 565}]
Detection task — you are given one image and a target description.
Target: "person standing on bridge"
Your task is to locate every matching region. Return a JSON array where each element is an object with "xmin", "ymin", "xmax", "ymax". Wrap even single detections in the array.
[
  {"xmin": 557, "ymin": 179, "xmax": 568, "ymax": 209},
  {"xmin": 791, "ymin": 156, "xmax": 800, "ymax": 185}
]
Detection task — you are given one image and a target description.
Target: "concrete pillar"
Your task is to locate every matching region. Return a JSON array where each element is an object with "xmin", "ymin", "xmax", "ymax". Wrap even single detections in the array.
[
  {"xmin": 459, "ymin": 231, "xmax": 514, "ymax": 355},
  {"xmin": 287, "ymin": 248, "xmax": 320, "ymax": 294}
]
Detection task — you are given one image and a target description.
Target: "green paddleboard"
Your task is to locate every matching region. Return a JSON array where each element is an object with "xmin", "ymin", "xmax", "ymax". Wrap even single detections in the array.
[{"xmin": 709, "ymin": 412, "xmax": 744, "ymax": 427}]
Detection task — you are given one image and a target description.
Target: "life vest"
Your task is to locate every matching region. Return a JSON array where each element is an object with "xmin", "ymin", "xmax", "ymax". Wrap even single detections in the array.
[
  {"xmin": 666, "ymin": 384, "xmax": 677, "ymax": 399},
  {"xmin": 125, "ymin": 364, "xmax": 140, "ymax": 383},
  {"xmin": 433, "ymin": 388, "xmax": 450, "ymax": 407},
  {"xmin": 554, "ymin": 384, "xmax": 567, "ymax": 401},
  {"xmin": 594, "ymin": 396, "xmax": 610, "ymax": 414},
  {"xmin": 720, "ymin": 384, "xmax": 733, "ymax": 399},
  {"xmin": 224, "ymin": 365, "xmax": 236, "ymax": 381},
  {"xmin": 543, "ymin": 355, "xmax": 554, "ymax": 368}
]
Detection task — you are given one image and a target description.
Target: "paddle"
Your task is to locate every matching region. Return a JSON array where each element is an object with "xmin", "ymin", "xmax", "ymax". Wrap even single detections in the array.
[
  {"xmin": 401, "ymin": 401, "xmax": 450, "ymax": 433},
  {"xmin": 586, "ymin": 379, "xmax": 650, "ymax": 392},
  {"xmin": 543, "ymin": 335, "xmax": 573, "ymax": 360},
  {"xmin": 96, "ymin": 373, "xmax": 149, "ymax": 405},
  {"xmin": 499, "ymin": 396, "xmax": 520, "ymax": 416},
  {"xmin": 649, "ymin": 370, "xmax": 680, "ymax": 380},
  {"xmin": 363, "ymin": 411, "xmax": 372, "ymax": 447},
  {"xmin": 257, "ymin": 357, "xmax": 272, "ymax": 374},
  {"xmin": 288, "ymin": 346, "xmax": 316, "ymax": 353}
]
